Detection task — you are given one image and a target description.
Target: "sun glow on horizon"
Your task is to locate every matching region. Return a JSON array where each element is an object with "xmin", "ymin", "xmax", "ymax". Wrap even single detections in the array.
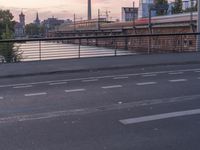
[{"xmin": 0, "ymin": 0, "xmax": 138, "ymax": 23}]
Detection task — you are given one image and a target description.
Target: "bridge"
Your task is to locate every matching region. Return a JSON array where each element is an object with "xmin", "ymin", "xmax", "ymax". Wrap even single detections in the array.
[{"xmin": 1, "ymin": 14, "xmax": 200, "ymax": 150}]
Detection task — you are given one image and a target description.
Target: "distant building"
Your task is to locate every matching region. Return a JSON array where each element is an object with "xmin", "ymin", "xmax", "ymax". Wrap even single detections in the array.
[
  {"xmin": 42, "ymin": 17, "xmax": 65, "ymax": 31},
  {"xmin": 167, "ymin": 2, "xmax": 175, "ymax": 15},
  {"xmin": 138, "ymin": 0, "xmax": 156, "ymax": 18},
  {"xmin": 14, "ymin": 12, "xmax": 26, "ymax": 38},
  {"xmin": 182, "ymin": 0, "xmax": 196, "ymax": 10},
  {"xmin": 121, "ymin": 7, "xmax": 138, "ymax": 22},
  {"xmin": 34, "ymin": 12, "xmax": 40, "ymax": 26}
]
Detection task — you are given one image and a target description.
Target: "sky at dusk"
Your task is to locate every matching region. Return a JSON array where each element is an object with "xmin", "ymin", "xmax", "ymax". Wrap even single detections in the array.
[{"xmin": 0, "ymin": 0, "xmax": 138, "ymax": 24}]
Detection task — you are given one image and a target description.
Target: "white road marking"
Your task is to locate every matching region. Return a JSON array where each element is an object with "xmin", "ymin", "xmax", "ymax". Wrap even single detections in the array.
[
  {"xmin": 82, "ymin": 79, "xmax": 99, "ymax": 82},
  {"xmin": 13, "ymin": 85, "xmax": 33, "ymax": 89},
  {"xmin": 198, "ymin": 77, "xmax": 200, "ymax": 80},
  {"xmin": 0, "ymin": 94, "xmax": 200, "ymax": 124},
  {"xmin": 102, "ymin": 85, "xmax": 122, "ymax": 89},
  {"xmin": 136, "ymin": 82, "xmax": 157, "ymax": 86},
  {"xmin": 168, "ymin": 72, "xmax": 183, "ymax": 75},
  {"xmin": 65, "ymin": 89, "xmax": 86, "ymax": 93},
  {"xmin": 120, "ymin": 108, "xmax": 200, "ymax": 125},
  {"xmin": 169, "ymin": 79, "xmax": 188, "ymax": 82},
  {"xmin": 113, "ymin": 77, "xmax": 129, "ymax": 80},
  {"xmin": 25, "ymin": 92, "xmax": 47, "ymax": 97},
  {"xmin": 0, "ymin": 97, "xmax": 3, "ymax": 100},
  {"xmin": 142, "ymin": 74, "xmax": 157, "ymax": 77},
  {"xmin": 0, "ymin": 68, "xmax": 200, "ymax": 88},
  {"xmin": 195, "ymin": 70, "xmax": 200, "ymax": 73},
  {"xmin": 49, "ymin": 82, "xmax": 67, "ymax": 85}
]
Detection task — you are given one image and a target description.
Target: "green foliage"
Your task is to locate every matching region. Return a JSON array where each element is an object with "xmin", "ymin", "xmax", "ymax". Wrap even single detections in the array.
[
  {"xmin": 25, "ymin": 23, "xmax": 45, "ymax": 37},
  {"xmin": 0, "ymin": 9, "xmax": 15, "ymax": 39},
  {"xmin": 0, "ymin": 9, "xmax": 22, "ymax": 63},
  {"xmin": 172, "ymin": 0, "xmax": 183, "ymax": 14},
  {"xmin": 155, "ymin": 0, "xmax": 169, "ymax": 16}
]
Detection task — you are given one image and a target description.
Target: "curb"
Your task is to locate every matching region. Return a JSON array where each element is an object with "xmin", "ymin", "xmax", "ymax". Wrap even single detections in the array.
[{"xmin": 0, "ymin": 61, "xmax": 200, "ymax": 79}]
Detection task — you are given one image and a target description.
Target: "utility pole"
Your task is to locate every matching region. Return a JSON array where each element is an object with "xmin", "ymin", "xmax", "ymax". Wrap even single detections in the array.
[
  {"xmin": 98, "ymin": 9, "xmax": 100, "ymax": 30},
  {"xmin": 88, "ymin": 0, "xmax": 92, "ymax": 20},
  {"xmin": 133, "ymin": 2, "xmax": 136, "ymax": 32},
  {"xmin": 73, "ymin": 14, "xmax": 76, "ymax": 31},
  {"xmin": 197, "ymin": 0, "xmax": 200, "ymax": 51},
  {"xmin": 190, "ymin": 0, "xmax": 194, "ymax": 32}
]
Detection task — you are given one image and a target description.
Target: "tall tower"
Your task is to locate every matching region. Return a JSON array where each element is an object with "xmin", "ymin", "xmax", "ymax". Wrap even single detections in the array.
[
  {"xmin": 34, "ymin": 12, "xmax": 40, "ymax": 26},
  {"xmin": 19, "ymin": 12, "xmax": 25, "ymax": 27},
  {"xmin": 88, "ymin": 0, "xmax": 92, "ymax": 20}
]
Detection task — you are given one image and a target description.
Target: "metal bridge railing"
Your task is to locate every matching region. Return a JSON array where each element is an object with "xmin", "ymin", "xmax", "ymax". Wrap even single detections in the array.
[{"xmin": 0, "ymin": 32, "xmax": 199, "ymax": 63}]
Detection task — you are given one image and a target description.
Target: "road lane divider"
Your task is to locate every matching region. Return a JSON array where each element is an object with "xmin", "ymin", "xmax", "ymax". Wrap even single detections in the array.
[
  {"xmin": 0, "ymin": 94, "xmax": 200, "ymax": 124},
  {"xmin": 113, "ymin": 77, "xmax": 129, "ymax": 80},
  {"xmin": 1, "ymin": 68, "xmax": 200, "ymax": 88},
  {"xmin": 49, "ymin": 82, "xmax": 67, "ymax": 86},
  {"xmin": 120, "ymin": 108, "xmax": 200, "ymax": 125},
  {"xmin": 168, "ymin": 72, "xmax": 183, "ymax": 75},
  {"xmin": 102, "ymin": 85, "xmax": 123, "ymax": 89},
  {"xmin": 142, "ymin": 74, "xmax": 157, "ymax": 77},
  {"xmin": 65, "ymin": 89, "xmax": 86, "ymax": 93},
  {"xmin": 0, "ymin": 97, "xmax": 3, "ymax": 100},
  {"xmin": 136, "ymin": 82, "xmax": 157, "ymax": 86},
  {"xmin": 13, "ymin": 85, "xmax": 33, "ymax": 89},
  {"xmin": 169, "ymin": 79, "xmax": 188, "ymax": 82},
  {"xmin": 24, "ymin": 92, "xmax": 47, "ymax": 97},
  {"xmin": 82, "ymin": 79, "xmax": 99, "ymax": 82}
]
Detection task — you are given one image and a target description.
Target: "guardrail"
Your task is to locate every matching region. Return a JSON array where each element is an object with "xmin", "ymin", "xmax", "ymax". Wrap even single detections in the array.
[{"xmin": 0, "ymin": 32, "xmax": 199, "ymax": 63}]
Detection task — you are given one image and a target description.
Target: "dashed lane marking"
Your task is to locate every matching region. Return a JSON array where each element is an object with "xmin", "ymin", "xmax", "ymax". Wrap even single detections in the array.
[
  {"xmin": 102, "ymin": 85, "xmax": 123, "ymax": 89},
  {"xmin": 82, "ymin": 79, "xmax": 99, "ymax": 82},
  {"xmin": 120, "ymin": 108, "xmax": 200, "ymax": 125},
  {"xmin": 113, "ymin": 77, "xmax": 129, "ymax": 80},
  {"xmin": 0, "ymin": 68, "xmax": 200, "ymax": 88},
  {"xmin": 169, "ymin": 79, "xmax": 188, "ymax": 82},
  {"xmin": 65, "ymin": 89, "xmax": 86, "ymax": 93},
  {"xmin": 24, "ymin": 92, "xmax": 47, "ymax": 97},
  {"xmin": 0, "ymin": 97, "xmax": 3, "ymax": 100},
  {"xmin": 13, "ymin": 85, "xmax": 33, "ymax": 89},
  {"xmin": 49, "ymin": 82, "xmax": 67, "ymax": 85},
  {"xmin": 142, "ymin": 74, "xmax": 157, "ymax": 77},
  {"xmin": 136, "ymin": 82, "xmax": 157, "ymax": 86},
  {"xmin": 168, "ymin": 72, "xmax": 183, "ymax": 75},
  {"xmin": 1, "ymin": 94, "xmax": 200, "ymax": 124}
]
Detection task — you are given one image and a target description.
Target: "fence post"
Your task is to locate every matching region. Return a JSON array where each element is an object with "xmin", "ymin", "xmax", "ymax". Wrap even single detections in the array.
[
  {"xmin": 39, "ymin": 40, "xmax": 42, "ymax": 61},
  {"xmin": 180, "ymin": 35, "xmax": 183, "ymax": 52},
  {"xmin": 148, "ymin": 36, "xmax": 151, "ymax": 54},
  {"xmin": 114, "ymin": 39, "xmax": 117, "ymax": 56},
  {"xmin": 78, "ymin": 39, "xmax": 81, "ymax": 58}
]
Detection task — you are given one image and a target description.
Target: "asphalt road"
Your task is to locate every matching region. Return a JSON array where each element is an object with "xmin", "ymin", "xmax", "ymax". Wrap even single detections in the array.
[{"xmin": 1, "ymin": 64, "xmax": 200, "ymax": 150}]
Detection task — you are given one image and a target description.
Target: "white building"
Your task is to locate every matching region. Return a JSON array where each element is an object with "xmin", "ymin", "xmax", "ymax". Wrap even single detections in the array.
[
  {"xmin": 138, "ymin": 0, "xmax": 156, "ymax": 18},
  {"xmin": 122, "ymin": 7, "xmax": 138, "ymax": 22},
  {"xmin": 182, "ymin": 0, "xmax": 196, "ymax": 10},
  {"xmin": 14, "ymin": 12, "xmax": 26, "ymax": 38}
]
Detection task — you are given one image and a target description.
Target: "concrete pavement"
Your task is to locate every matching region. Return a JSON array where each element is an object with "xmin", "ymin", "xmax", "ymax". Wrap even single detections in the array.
[{"xmin": 1, "ymin": 52, "xmax": 200, "ymax": 78}]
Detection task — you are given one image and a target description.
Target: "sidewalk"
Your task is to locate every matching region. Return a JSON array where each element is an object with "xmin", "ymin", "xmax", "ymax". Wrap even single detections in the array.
[{"xmin": 0, "ymin": 52, "xmax": 200, "ymax": 78}]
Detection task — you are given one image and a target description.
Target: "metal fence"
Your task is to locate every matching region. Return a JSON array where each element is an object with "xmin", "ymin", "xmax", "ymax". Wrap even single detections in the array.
[{"xmin": 0, "ymin": 32, "xmax": 199, "ymax": 63}]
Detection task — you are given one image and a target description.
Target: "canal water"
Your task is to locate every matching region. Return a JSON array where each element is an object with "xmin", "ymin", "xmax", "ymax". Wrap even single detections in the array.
[{"xmin": 16, "ymin": 41, "xmax": 136, "ymax": 61}]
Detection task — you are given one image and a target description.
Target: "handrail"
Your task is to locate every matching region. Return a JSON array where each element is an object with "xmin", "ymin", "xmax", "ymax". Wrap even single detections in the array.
[{"xmin": 0, "ymin": 32, "xmax": 200, "ymax": 43}]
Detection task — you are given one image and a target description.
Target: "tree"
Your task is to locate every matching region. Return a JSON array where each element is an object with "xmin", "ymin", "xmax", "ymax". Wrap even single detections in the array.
[
  {"xmin": 0, "ymin": 9, "xmax": 22, "ymax": 63},
  {"xmin": 172, "ymin": 0, "xmax": 183, "ymax": 14},
  {"xmin": 25, "ymin": 23, "xmax": 45, "ymax": 37},
  {"xmin": 0, "ymin": 10, "xmax": 15, "ymax": 39},
  {"xmin": 155, "ymin": 0, "xmax": 169, "ymax": 16}
]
